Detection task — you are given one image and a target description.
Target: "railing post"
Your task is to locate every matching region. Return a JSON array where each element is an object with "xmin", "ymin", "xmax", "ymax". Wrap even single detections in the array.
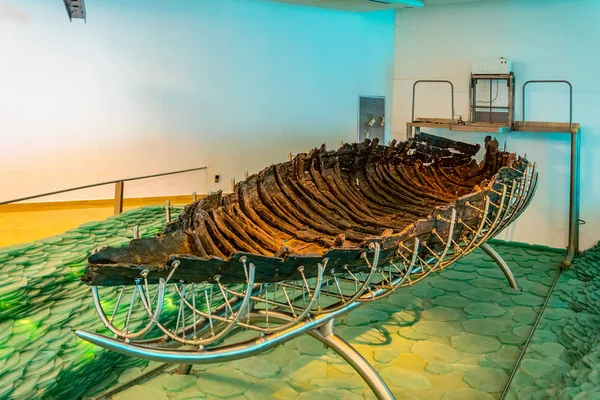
[
  {"xmin": 165, "ymin": 199, "xmax": 171, "ymax": 223},
  {"xmin": 114, "ymin": 181, "xmax": 124, "ymax": 215}
]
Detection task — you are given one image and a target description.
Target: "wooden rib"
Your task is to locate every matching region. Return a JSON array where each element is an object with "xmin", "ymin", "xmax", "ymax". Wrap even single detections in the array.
[
  {"xmin": 192, "ymin": 211, "xmax": 226, "ymax": 258},
  {"xmin": 257, "ymin": 171, "xmax": 307, "ymax": 231},
  {"xmin": 230, "ymin": 203, "xmax": 283, "ymax": 252},
  {"xmin": 214, "ymin": 209, "xmax": 270, "ymax": 255},
  {"xmin": 311, "ymin": 160, "xmax": 389, "ymax": 227},
  {"xmin": 202, "ymin": 210, "xmax": 237, "ymax": 256},
  {"xmin": 363, "ymin": 164, "xmax": 432, "ymax": 215},
  {"xmin": 393, "ymin": 164, "xmax": 455, "ymax": 202},
  {"xmin": 271, "ymin": 165, "xmax": 351, "ymax": 237},
  {"xmin": 374, "ymin": 164, "xmax": 434, "ymax": 208},
  {"xmin": 437, "ymin": 167, "xmax": 476, "ymax": 189}
]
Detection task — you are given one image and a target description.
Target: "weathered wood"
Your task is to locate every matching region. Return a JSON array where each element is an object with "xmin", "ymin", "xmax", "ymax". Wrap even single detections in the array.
[{"xmin": 84, "ymin": 133, "xmax": 529, "ymax": 286}]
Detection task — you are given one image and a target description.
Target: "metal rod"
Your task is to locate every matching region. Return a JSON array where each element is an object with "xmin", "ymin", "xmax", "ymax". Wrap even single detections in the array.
[
  {"xmin": 522, "ymin": 80, "xmax": 573, "ymax": 128},
  {"xmin": 192, "ymin": 192, "xmax": 197, "ymax": 202},
  {"xmin": 411, "ymin": 80, "xmax": 455, "ymax": 123},
  {"xmin": 312, "ymin": 322, "xmax": 394, "ymax": 400},
  {"xmin": 1, "ymin": 166, "xmax": 208, "ymax": 205},
  {"xmin": 176, "ymin": 364, "xmax": 193, "ymax": 375},
  {"xmin": 480, "ymin": 243, "xmax": 520, "ymax": 290},
  {"xmin": 165, "ymin": 200, "xmax": 171, "ymax": 223},
  {"xmin": 563, "ymin": 128, "xmax": 581, "ymax": 268},
  {"xmin": 500, "ymin": 268, "xmax": 562, "ymax": 399}
]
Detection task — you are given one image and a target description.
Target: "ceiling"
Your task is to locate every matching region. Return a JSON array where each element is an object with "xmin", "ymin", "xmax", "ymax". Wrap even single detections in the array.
[
  {"xmin": 270, "ymin": 0, "xmax": 493, "ymax": 12},
  {"xmin": 422, "ymin": 0, "xmax": 489, "ymax": 5},
  {"xmin": 271, "ymin": 0, "xmax": 424, "ymax": 12}
]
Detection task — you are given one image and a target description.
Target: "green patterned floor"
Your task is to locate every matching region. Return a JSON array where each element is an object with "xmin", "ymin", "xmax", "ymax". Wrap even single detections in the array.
[
  {"xmin": 0, "ymin": 206, "xmax": 184, "ymax": 400},
  {"xmin": 504, "ymin": 243, "xmax": 600, "ymax": 400},
  {"xmin": 0, "ymin": 207, "xmax": 590, "ymax": 400}
]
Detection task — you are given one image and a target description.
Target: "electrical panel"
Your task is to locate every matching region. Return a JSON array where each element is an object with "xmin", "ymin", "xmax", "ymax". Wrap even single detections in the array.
[
  {"xmin": 471, "ymin": 58, "xmax": 512, "ymax": 75},
  {"xmin": 358, "ymin": 96, "xmax": 385, "ymax": 143}
]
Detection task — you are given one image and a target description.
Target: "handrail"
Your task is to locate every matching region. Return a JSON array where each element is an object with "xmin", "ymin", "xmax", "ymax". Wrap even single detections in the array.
[
  {"xmin": 522, "ymin": 80, "xmax": 573, "ymax": 129},
  {"xmin": 411, "ymin": 80, "xmax": 455, "ymax": 123},
  {"xmin": 0, "ymin": 166, "xmax": 208, "ymax": 212}
]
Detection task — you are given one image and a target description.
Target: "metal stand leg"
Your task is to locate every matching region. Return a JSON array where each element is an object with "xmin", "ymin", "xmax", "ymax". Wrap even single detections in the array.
[
  {"xmin": 309, "ymin": 320, "xmax": 395, "ymax": 400},
  {"xmin": 176, "ymin": 364, "xmax": 192, "ymax": 375},
  {"xmin": 563, "ymin": 129, "xmax": 581, "ymax": 269},
  {"xmin": 480, "ymin": 243, "xmax": 521, "ymax": 291}
]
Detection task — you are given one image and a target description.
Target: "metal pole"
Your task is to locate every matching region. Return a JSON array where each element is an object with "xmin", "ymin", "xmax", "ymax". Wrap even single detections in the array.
[
  {"xmin": 311, "ymin": 321, "xmax": 395, "ymax": 400},
  {"xmin": 521, "ymin": 80, "xmax": 578, "ymax": 267},
  {"xmin": 500, "ymin": 268, "xmax": 562, "ymax": 399},
  {"xmin": 480, "ymin": 243, "xmax": 520, "ymax": 290},
  {"xmin": 176, "ymin": 364, "xmax": 193, "ymax": 375},
  {"xmin": 165, "ymin": 199, "xmax": 171, "ymax": 223},
  {"xmin": 192, "ymin": 191, "xmax": 197, "ymax": 202},
  {"xmin": 114, "ymin": 181, "xmax": 124, "ymax": 215},
  {"xmin": 563, "ymin": 128, "xmax": 580, "ymax": 268}
]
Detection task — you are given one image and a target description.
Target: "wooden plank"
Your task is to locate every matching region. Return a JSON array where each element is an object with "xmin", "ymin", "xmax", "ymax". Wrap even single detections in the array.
[
  {"xmin": 113, "ymin": 181, "xmax": 125, "ymax": 215},
  {"xmin": 471, "ymin": 74, "xmax": 513, "ymax": 80},
  {"xmin": 408, "ymin": 120, "xmax": 510, "ymax": 133},
  {"xmin": 514, "ymin": 121, "xmax": 579, "ymax": 134}
]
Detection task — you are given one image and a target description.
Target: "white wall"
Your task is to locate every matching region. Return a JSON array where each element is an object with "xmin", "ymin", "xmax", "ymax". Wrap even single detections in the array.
[
  {"xmin": 393, "ymin": 0, "xmax": 600, "ymax": 250},
  {"xmin": 0, "ymin": 0, "xmax": 395, "ymax": 202}
]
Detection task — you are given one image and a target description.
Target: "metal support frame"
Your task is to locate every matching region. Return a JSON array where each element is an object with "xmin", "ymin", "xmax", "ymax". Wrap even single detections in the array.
[
  {"xmin": 78, "ymin": 168, "xmax": 533, "ymax": 398},
  {"xmin": 522, "ymin": 80, "xmax": 580, "ymax": 268},
  {"xmin": 480, "ymin": 243, "xmax": 520, "ymax": 290},
  {"xmin": 312, "ymin": 320, "xmax": 394, "ymax": 400},
  {"xmin": 469, "ymin": 73, "xmax": 515, "ymax": 125},
  {"xmin": 411, "ymin": 80, "xmax": 455, "ymax": 123}
]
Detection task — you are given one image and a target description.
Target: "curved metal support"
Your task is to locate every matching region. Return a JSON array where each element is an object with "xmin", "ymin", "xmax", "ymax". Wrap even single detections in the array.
[
  {"xmin": 75, "ymin": 306, "xmax": 362, "ymax": 364},
  {"xmin": 92, "ymin": 279, "xmax": 166, "ymax": 340},
  {"xmin": 412, "ymin": 80, "xmax": 455, "ymax": 123},
  {"xmin": 480, "ymin": 243, "xmax": 520, "ymax": 290},
  {"xmin": 77, "ymin": 308, "xmax": 393, "ymax": 399},
  {"xmin": 160, "ymin": 264, "xmax": 256, "ymax": 346},
  {"xmin": 310, "ymin": 320, "xmax": 394, "ymax": 400}
]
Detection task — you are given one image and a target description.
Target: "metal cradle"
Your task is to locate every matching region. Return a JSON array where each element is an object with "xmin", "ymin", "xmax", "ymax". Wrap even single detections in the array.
[{"xmin": 77, "ymin": 162, "xmax": 537, "ymax": 400}]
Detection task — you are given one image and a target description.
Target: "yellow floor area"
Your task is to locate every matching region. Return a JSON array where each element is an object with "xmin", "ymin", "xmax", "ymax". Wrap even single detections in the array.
[{"xmin": 0, "ymin": 198, "xmax": 191, "ymax": 248}]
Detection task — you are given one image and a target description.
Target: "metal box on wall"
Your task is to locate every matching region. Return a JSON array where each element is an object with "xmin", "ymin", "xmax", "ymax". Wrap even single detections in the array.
[{"xmin": 358, "ymin": 96, "xmax": 385, "ymax": 142}]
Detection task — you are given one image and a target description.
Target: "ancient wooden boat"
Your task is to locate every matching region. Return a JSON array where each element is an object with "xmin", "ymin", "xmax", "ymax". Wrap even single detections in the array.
[
  {"xmin": 76, "ymin": 132, "xmax": 536, "ymax": 395},
  {"xmin": 83, "ymin": 133, "xmax": 536, "ymax": 287}
]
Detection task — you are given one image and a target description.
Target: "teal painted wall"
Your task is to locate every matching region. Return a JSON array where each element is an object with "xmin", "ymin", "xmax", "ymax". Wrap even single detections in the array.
[
  {"xmin": 392, "ymin": 0, "xmax": 600, "ymax": 250},
  {"xmin": 0, "ymin": 0, "xmax": 395, "ymax": 202}
]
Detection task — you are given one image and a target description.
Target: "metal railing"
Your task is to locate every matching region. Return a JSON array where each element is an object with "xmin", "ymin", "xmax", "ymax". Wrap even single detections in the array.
[
  {"xmin": 411, "ymin": 80, "xmax": 455, "ymax": 123},
  {"xmin": 0, "ymin": 166, "xmax": 208, "ymax": 214}
]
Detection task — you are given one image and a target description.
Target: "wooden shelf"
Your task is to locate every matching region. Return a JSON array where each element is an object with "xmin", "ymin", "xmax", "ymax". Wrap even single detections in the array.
[
  {"xmin": 513, "ymin": 121, "xmax": 579, "ymax": 134},
  {"xmin": 407, "ymin": 119, "xmax": 511, "ymax": 134},
  {"xmin": 407, "ymin": 119, "xmax": 579, "ymax": 136}
]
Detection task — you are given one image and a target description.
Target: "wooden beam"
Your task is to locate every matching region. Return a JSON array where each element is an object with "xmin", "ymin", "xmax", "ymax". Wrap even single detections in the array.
[
  {"xmin": 113, "ymin": 181, "xmax": 124, "ymax": 215},
  {"xmin": 513, "ymin": 121, "xmax": 579, "ymax": 134}
]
